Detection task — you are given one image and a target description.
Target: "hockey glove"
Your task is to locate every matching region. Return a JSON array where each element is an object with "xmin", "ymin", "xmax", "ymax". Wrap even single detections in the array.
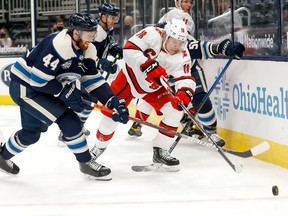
[
  {"xmin": 140, "ymin": 59, "xmax": 169, "ymax": 89},
  {"xmin": 106, "ymin": 96, "xmax": 129, "ymax": 124},
  {"xmin": 154, "ymin": 22, "xmax": 166, "ymax": 29},
  {"xmin": 109, "ymin": 42, "xmax": 123, "ymax": 59},
  {"xmin": 58, "ymin": 83, "xmax": 89, "ymax": 113},
  {"xmin": 217, "ymin": 39, "xmax": 245, "ymax": 59},
  {"xmin": 171, "ymin": 87, "xmax": 194, "ymax": 111},
  {"xmin": 98, "ymin": 58, "xmax": 118, "ymax": 74}
]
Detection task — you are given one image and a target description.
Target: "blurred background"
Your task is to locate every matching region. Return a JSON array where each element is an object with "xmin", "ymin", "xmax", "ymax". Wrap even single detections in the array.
[{"xmin": 0, "ymin": 0, "xmax": 288, "ymax": 57}]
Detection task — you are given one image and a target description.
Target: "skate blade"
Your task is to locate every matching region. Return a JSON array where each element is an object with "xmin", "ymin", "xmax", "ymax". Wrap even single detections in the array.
[
  {"xmin": 153, "ymin": 163, "xmax": 180, "ymax": 172},
  {"xmin": 84, "ymin": 173, "xmax": 112, "ymax": 181},
  {"xmin": 0, "ymin": 167, "xmax": 19, "ymax": 176},
  {"xmin": 128, "ymin": 131, "xmax": 142, "ymax": 137},
  {"xmin": 131, "ymin": 163, "xmax": 180, "ymax": 172}
]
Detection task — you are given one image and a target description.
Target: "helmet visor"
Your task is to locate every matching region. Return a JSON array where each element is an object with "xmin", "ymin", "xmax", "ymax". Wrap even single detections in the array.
[
  {"xmin": 79, "ymin": 30, "xmax": 97, "ymax": 42},
  {"xmin": 107, "ymin": 14, "xmax": 120, "ymax": 24}
]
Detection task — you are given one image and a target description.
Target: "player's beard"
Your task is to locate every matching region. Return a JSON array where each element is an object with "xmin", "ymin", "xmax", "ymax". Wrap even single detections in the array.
[{"xmin": 75, "ymin": 38, "xmax": 89, "ymax": 51}]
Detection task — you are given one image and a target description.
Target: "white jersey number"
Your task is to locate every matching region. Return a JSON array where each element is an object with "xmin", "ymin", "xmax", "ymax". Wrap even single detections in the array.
[
  {"xmin": 43, "ymin": 54, "xmax": 60, "ymax": 71},
  {"xmin": 188, "ymin": 41, "xmax": 199, "ymax": 50}
]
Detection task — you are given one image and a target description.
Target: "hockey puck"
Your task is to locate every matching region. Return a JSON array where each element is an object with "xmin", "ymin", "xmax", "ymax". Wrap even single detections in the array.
[{"xmin": 272, "ymin": 185, "xmax": 279, "ymax": 196}]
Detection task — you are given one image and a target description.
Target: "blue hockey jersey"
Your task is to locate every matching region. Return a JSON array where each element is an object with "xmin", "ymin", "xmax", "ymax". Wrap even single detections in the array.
[{"xmin": 11, "ymin": 29, "xmax": 114, "ymax": 104}]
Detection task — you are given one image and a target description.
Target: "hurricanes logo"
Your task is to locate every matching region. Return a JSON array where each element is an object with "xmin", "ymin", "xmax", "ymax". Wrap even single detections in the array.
[
  {"xmin": 0, "ymin": 63, "xmax": 14, "ymax": 87},
  {"xmin": 213, "ymin": 67, "xmax": 230, "ymax": 121}
]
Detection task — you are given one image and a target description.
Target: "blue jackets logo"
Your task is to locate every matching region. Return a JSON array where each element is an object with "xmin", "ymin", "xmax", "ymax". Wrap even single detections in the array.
[
  {"xmin": 0, "ymin": 63, "xmax": 13, "ymax": 87},
  {"xmin": 213, "ymin": 67, "xmax": 230, "ymax": 121}
]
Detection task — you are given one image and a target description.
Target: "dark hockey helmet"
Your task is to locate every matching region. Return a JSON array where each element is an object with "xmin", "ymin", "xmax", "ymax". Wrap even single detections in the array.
[
  {"xmin": 99, "ymin": 2, "xmax": 120, "ymax": 16},
  {"xmin": 68, "ymin": 13, "xmax": 97, "ymax": 31}
]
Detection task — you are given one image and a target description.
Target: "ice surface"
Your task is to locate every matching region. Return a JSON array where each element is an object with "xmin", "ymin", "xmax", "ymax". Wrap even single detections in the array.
[{"xmin": 0, "ymin": 106, "xmax": 287, "ymax": 216}]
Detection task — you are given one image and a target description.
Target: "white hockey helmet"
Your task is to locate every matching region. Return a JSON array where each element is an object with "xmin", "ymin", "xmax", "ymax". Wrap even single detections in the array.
[
  {"xmin": 174, "ymin": 0, "xmax": 183, "ymax": 9},
  {"xmin": 164, "ymin": 18, "xmax": 188, "ymax": 42}
]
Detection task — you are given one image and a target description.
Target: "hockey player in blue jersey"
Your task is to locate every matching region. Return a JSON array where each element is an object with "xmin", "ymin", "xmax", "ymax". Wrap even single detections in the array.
[
  {"xmin": 56, "ymin": 3, "xmax": 124, "ymax": 145},
  {"xmin": 93, "ymin": 2, "xmax": 123, "ymax": 75},
  {"xmin": 0, "ymin": 13, "xmax": 129, "ymax": 181}
]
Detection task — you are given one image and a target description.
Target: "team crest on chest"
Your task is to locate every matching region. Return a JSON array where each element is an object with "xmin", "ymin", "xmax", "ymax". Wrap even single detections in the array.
[{"xmin": 62, "ymin": 60, "xmax": 72, "ymax": 69}]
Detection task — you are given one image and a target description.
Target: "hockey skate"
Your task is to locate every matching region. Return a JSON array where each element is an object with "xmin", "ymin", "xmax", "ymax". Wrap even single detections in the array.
[
  {"xmin": 152, "ymin": 147, "xmax": 180, "ymax": 171},
  {"xmin": 183, "ymin": 123, "xmax": 203, "ymax": 137},
  {"xmin": 180, "ymin": 113, "xmax": 190, "ymax": 125},
  {"xmin": 183, "ymin": 123, "xmax": 226, "ymax": 147},
  {"xmin": 196, "ymin": 131, "xmax": 226, "ymax": 147},
  {"xmin": 208, "ymin": 133, "xmax": 225, "ymax": 147},
  {"xmin": 79, "ymin": 157, "xmax": 111, "ymax": 181},
  {"xmin": 0, "ymin": 144, "xmax": 20, "ymax": 175},
  {"xmin": 128, "ymin": 122, "xmax": 142, "ymax": 137},
  {"xmin": 90, "ymin": 146, "xmax": 106, "ymax": 159}
]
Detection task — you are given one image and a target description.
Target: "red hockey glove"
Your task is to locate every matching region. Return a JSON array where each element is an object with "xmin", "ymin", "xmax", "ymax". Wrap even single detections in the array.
[
  {"xmin": 171, "ymin": 87, "xmax": 194, "ymax": 111},
  {"xmin": 140, "ymin": 59, "xmax": 168, "ymax": 89}
]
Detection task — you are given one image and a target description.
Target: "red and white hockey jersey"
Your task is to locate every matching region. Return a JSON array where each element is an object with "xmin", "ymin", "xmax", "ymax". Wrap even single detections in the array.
[{"xmin": 123, "ymin": 26, "xmax": 196, "ymax": 99}]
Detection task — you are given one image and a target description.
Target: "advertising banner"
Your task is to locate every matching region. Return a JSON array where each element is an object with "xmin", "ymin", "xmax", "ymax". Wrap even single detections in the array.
[
  {"xmin": 201, "ymin": 59, "xmax": 288, "ymax": 146},
  {"xmin": 0, "ymin": 57, "xmax": 19, "ymax": 95}
]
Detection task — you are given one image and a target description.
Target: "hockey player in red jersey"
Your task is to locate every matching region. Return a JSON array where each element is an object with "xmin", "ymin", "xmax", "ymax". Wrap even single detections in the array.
[
  {"xmin": 91, "ymin": 18, "xmax": 195, "ymax": 172},
  {"xmin": 128, "ymin": 0, "xmax": 196, "ymax": 138},
  {"xmin": 128, "ymin": 0, "xmax": 245, "ymax": 147}
]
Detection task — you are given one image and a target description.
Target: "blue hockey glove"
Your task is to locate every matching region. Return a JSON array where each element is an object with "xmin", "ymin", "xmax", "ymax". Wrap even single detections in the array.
[
  {"xmin": 109, "ymin": 42, "xmax": 123, "ymax": 59},
  {"xmin": 58, "ymin": 83, "xmax": 89, "ymax": 113},
  {"xmin": 106, "ymin": 96, "xmax": 129, "ymax": 124},
  {"xmin": 98, "ymin": 58, "xmax": 118, "ymax": 74},
  {"xmin": 217, "ymin": 39, "xmax": 245, "ymax": 59}
]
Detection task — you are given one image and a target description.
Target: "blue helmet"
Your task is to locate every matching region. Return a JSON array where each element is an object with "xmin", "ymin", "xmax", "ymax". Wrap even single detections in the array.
[
  {"xmin": 99, "ymin": 2, "xmax": 120, "ymax": 16},
  {"xmin": 68, "ymin": 13, "xmax": 97, "ymax": 31}
]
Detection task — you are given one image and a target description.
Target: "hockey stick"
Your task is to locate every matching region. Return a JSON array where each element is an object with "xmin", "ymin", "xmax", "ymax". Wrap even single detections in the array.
[
  {"xmin": 196, "ymin": 57, "xmax": 233, "ymax": 113},
  {"xmin": 160, "ymin": 76, "xmax": 243, "ymax": 173},
  {"xmin": 95, "ymin": 104, "xmax": 269, "ymax": 158},
  {"xmin": 169, "ymin": 57, "xmax": 233, "ymax": 153}
]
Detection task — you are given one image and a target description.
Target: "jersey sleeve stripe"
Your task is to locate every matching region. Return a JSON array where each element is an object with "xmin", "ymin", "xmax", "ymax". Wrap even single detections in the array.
[
  {"xmin": 123, "ymin": 41, "xmax": 142, "ymax": 51},
  {"xmin": 81, "ymin": 74, "xmax": 106, "ymax": 93},
  {"xmin": 12, "ymin": 59, "xmax": 55, "ymax": 88},
  {"xmin": 173, "ymin": 75, "xmax": 195, "ymax": 82}
]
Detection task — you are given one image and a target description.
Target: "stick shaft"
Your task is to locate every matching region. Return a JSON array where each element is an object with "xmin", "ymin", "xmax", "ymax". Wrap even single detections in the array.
[
  {"xmin": 169, "ymin": 58, "xmax": 233, "ymax": 153},
  {"xmin": 196, "ymin": 57, "xmax": 233, "ymax": 114},
  {"xmin": 160, "ymin": 76, "xmax": 242, "ymax": 173}
]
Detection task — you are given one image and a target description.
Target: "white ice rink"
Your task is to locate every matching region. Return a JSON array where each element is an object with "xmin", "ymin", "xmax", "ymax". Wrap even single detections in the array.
[{"xmin": 0, "ymin": 105, "xmax": 288, "ymax": 216}]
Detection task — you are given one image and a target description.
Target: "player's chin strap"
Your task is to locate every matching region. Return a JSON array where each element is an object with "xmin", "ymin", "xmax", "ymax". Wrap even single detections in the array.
[
  {"xmin": 162, "ymin": 34, "xmax": 170, "ymax": 53},
  {"xmin": 159, "ymin": 76, "xmax": 243, "ymax": 173}
]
